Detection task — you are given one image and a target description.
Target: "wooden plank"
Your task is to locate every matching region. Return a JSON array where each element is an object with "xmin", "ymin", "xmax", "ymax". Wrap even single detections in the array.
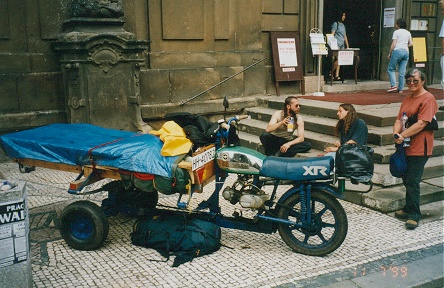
[
  {"xmin": 14, "ymin": 158, "xmax": 82, "ymax": 173},
  {"xmin": 14, "ymin": 158, "xmax": 121, "ymax": 180},
  {"xmin": 83, "ymin": 165, "xmax": 121, "ymax": 180}
]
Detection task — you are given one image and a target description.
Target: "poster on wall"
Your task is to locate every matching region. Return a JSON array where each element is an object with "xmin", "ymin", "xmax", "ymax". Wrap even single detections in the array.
[
  {"xmin": 383, "ymin": 8, "xmax": 395, "ymax": 28},
  {"xmin": 412, "ymin": 37, "xmax": 427, "ymax": 62},
  {"xmin": 277, "ymin": 38, "xmax": 298, "ymax": 67}
]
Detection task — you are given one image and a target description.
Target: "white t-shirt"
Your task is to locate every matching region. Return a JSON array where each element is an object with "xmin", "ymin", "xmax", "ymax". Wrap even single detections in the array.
[
  {"xmin": 440, "ymin": 20, "xmax": 444, "ymax": 37},
  {"xmin": 392, "ymin": 29, "xmax": 412, "ymax": 51}
]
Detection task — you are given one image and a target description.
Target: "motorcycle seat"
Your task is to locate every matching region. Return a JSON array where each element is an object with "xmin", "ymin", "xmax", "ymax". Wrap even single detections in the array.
[{"xmin": 259, "ymin": 156, "xmax": 334, "ymax": 181}]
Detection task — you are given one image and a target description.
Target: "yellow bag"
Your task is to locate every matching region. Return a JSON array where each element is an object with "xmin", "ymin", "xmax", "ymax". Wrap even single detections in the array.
[{"xmin": 149, "ymin": 121, "xmax": 192, "ymax": 156}]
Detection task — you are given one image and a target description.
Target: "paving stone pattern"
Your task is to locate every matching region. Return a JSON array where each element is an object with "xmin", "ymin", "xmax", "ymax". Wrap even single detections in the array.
[{"xmin": 0, "ymin": 163, "xmax": 442, "ymax": 288}]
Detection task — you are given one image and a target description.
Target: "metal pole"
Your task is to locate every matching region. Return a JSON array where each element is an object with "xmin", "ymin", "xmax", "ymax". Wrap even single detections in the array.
[{"xmin": 179, "ymin": 57, "xmax": 266, "ymax": 106}]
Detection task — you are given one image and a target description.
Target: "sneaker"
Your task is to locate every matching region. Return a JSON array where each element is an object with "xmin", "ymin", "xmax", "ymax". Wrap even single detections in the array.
[
  {"xmin": 398, "ymin": 90, "xmax": 403, "ymax": 94},
  {"xmin": 395, "ymin": 210, "xmax": 408, "ymax": 219},
  {"xmin": 387, "ymin": 86, "xmax": 398, "ymax": 92},
  {"xmin": 405, "ymin": 219, "xmax": 419, "ymax": 230}
]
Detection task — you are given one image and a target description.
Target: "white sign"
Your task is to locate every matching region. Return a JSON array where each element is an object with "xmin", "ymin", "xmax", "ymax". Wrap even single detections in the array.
[
  {"xmin": 277, "ymin": 38, "xmax": 298, "ymax": 67},
  {"xmin": 311, "ymin": 43, "xmax": 328, "ymax": 55},
  {"xmin": 326, "ymin": 34, "xmax": 338, "ymax": 50},
  {"xmin": 309, "ymin": 33, "xmax": 325, "ymax": 44},
  {"xmin": 411, "ymin": 19, "xmax": 419, "ymax": 30},
  {"xmin": 418, "ymin": 20, "xmax": 428, "ymax": 31},
  {"xmin": 384, "ymin": 8, "xmax": 395, "ymax": 28},
  {"xmin": 0, "ymin": 200, "xmax": 27, "ymax": 267},
  {"xmin": 338, "ymin": 50, "xmax": 354, "ymax": 66},
  {"xmin": 192, "ymin": 146, "xmax": 215, "ymax": 171}
]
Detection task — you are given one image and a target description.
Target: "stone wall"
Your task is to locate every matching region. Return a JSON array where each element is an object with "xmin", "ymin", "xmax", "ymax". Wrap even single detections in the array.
[{"xmin": 0, "ymin": 0, "xmax": 307, "ymax": 132}]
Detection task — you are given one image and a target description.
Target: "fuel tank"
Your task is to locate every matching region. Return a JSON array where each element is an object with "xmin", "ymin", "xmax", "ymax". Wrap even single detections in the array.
[{"xmin": 216, "ymin": 146, "xmax": 266, "ymax": 175}]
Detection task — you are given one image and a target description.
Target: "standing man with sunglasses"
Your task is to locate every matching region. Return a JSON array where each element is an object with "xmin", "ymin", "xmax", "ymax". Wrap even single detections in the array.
[{"xmin": 259, "ymin": 96, "xmax": 311, "ymax": 157}]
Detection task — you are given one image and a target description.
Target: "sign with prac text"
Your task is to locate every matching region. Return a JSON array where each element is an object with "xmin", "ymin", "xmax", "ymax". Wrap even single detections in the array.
[{"xmin": 0, "ymin": 200, "xmax": 27, "ymax": 267}]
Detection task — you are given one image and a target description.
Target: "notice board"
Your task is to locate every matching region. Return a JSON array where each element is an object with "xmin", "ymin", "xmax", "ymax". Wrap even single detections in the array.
[
  {"xmin": 411, "ymin": 32, "xmax": 428, "ymax": 69},
  {"xmin": 412, "ymin": 37, "xmax": 427, "ymax": 63},
  {"xmin": 270, "ymin": 31, "xmax": 304, "ymax": 95}
]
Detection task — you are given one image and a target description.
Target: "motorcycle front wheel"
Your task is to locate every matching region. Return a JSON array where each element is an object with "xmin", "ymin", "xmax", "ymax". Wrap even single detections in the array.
[{"xmin": 277, "ymin": 189, "xmax": 348, "ymax": 256}]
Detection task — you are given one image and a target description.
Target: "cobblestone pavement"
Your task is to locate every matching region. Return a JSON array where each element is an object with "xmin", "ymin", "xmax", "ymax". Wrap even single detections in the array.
[{"xmin": 0, "ymin": 162, "xmax": 443, "ymax": 288}]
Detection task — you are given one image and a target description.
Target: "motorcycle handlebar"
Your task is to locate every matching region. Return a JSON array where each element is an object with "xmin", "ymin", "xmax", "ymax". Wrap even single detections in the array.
[
  {"xmin": 219, "ymin": 115, "xmax": 250, "ymax": 130},
  {"xmin": 236, "ymin": 115, "xmax": 250, "ymax": 121}
]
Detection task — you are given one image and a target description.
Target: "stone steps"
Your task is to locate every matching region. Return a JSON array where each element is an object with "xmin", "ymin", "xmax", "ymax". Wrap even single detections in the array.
[
  {"xmin": 238, "ymin": 113, "xmax": 444, "ymax": 164},
  {"xmin": 236, "ymin": 94, "xmax": 443, "ymax": 213}
]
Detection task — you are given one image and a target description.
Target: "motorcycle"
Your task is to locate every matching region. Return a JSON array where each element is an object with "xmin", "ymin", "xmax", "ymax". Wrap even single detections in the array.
[
  {"xmin": 15, "ymin": 105, "xmax": 349, "ymax": 256},
  {"xmin": 73, "ymin": 118, "xmax": 346, "ymax": 256}
]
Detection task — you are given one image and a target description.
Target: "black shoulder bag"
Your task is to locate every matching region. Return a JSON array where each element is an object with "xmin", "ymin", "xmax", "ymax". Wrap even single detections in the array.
[{"xmin": 405, "ymin": 105, "xmax": 438, "ymax": 131}]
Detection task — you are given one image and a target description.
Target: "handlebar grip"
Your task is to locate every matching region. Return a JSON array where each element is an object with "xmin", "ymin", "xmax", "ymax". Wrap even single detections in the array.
[
  {"xmin": 220, "ymin": 123, "xmax": 230, "ymax": 130},
  {"xmin": 237, "ymin": 115, "xmax": 250, "ymax": 120}
]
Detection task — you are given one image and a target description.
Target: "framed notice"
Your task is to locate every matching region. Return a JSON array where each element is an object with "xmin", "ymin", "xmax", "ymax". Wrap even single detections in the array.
[
  {"xmin": 412, "ymin": 37, "xmax": 427, "ymax": 62},
  {"xmin": 338, "ymin": 50, "xmax": 355, "ymax": 65},
  {"xmin": 270, "ymin": 31, "xmax": 304, "ymax": 95},
  {"xmin": 410, "ymin": 32, "xmax": 428, "ymax": 74}
]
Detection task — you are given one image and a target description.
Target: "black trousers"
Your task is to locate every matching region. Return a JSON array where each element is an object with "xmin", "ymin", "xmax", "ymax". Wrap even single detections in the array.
[
  {"xmin": 401, "ymin": 155, "xmax": 429, "ymax": 222},
  {"xmin": 259, "ymin": 132, "xmax": 312, "ymax": 157}
]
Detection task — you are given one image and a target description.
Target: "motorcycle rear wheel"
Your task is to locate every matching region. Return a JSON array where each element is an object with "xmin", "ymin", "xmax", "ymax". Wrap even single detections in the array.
[{"xmin": 277, "ymin": 189, "xmax": 348, "ymax": 256}]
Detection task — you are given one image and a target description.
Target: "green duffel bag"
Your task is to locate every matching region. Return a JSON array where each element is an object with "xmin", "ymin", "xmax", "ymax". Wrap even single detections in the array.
[
  {"xmin": 120, "ymin": 172, "xmax": 156, "ymax": 193},
  {"xmin": 153, "ymin": 167, "xmax": 191, "ymax": 195}
]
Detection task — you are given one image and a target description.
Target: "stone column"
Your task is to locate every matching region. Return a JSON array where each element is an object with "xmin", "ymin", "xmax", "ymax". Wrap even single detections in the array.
[{"xmin": 52, "ymin": 2, "xmax": 151, "ymax": 132}]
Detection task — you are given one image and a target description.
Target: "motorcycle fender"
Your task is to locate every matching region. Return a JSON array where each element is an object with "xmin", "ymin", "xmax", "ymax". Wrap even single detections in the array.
[{"xmin": 277, "ymin": 184, "xmax": 344, "ymax": 205}]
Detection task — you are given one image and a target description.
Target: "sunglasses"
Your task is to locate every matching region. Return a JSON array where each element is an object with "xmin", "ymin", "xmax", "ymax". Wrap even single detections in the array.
[{"xmin": 406, "ymin": 79, "xmax": 420, "ymax": 84}]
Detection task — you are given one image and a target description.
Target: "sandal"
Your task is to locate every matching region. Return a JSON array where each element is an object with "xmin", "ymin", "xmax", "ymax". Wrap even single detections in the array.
[{"xmin": 334, "ymin": 76, "xmax": 342, "ymax": 81}]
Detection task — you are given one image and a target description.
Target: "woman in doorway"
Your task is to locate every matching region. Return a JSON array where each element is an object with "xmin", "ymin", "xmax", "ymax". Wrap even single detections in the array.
[
  {"xmin": 387, "ymin": 18, "xmax": 413, "ymax": 93},
  {"xmin": 331, "ymin": 10, "xmax": 349, "ymax": 81},
  {"xmin": 392, "ymin": 68, "xmax": 438, "ymax": 230}
]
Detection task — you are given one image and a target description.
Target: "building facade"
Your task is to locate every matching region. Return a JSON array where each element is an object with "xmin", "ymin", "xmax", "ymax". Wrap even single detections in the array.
[{"xmin": 0, "ymin": 0, "xmax": 441, "ymax": 132}]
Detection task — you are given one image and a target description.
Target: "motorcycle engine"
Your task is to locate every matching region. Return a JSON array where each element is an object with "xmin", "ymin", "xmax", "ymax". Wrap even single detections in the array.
[{"xmin": 222, "ymin": 181, "xmax": 269, "ymax": 209}]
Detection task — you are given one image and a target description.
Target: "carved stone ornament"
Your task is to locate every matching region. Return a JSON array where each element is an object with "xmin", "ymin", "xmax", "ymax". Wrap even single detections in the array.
[
  {"xmin": 71, "ymin": 0, "xmax": 124, "ymax": 18},
  {"xmin": 87, "ymin": 42, "xmax": 123, "ymax": 73}
]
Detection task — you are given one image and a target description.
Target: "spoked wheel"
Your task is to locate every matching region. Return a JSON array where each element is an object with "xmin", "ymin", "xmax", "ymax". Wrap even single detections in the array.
[
  {"xmin": 60, "ymin": 200, "xmax": 109, "ymax": 251},
  {"xmin": 277, "ymin": 190, "xmax": 348, "ymax": 256}
]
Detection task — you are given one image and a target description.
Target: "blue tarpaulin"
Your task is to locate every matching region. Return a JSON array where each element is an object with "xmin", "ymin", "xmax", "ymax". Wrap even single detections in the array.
[{"xmin": 0, "ymin": 124, "xmax": 179, "ymax": 178}]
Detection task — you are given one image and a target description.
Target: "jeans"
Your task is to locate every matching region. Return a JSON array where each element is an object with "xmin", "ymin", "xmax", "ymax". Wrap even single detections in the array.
[
  {"xmin": 401, "ymin": 155, "xmax": 429, "ymax": 222},
  {"xmin": 387, "ymin": 49, "xmax": 409, "ymax": 90}
]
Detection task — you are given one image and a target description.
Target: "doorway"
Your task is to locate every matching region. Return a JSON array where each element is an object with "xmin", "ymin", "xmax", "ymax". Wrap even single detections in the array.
[{"xmin": 323, "ymin": 0, "xmax": 381, "ymax": 80}]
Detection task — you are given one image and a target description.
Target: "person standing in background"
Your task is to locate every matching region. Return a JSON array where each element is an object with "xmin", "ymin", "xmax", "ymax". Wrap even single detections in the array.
[
  {"xmin": 331, "ymin": 10, "xmax": 349, "ymax": 81},
  {"xmin": 387, "ymin": 18, "xmax": 413, "ymax": 93},
  {"xmin": 439, "ymin": 0, "xmax": 444, "ymax": 89}
]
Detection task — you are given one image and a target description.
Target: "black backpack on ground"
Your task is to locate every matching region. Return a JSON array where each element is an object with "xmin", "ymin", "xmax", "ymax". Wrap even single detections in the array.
[{"xmin": 131, "ymin": 212, "xmax": 221, "ymax": 267}]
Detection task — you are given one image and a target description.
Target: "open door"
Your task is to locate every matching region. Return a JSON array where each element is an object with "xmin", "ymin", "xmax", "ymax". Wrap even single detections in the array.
[{"xmin": 323, "ymin": 0, "xmax": 381, "ymax": 80}]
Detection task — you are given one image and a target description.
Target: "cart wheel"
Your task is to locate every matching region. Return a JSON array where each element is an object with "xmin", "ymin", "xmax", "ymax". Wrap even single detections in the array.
[
  {"xmin": 60, "ymin": 200, "xmax": 109, "ymax": 251},
  {"xmin": 277, "ymin": 189, "xmax": 348, "ymax": 256}
]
